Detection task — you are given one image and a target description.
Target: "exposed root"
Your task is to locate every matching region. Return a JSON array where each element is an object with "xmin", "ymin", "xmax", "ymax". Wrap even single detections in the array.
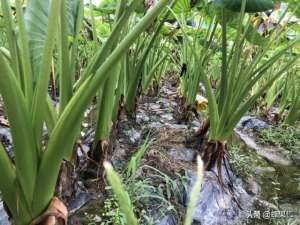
[
  {"xmin": 200, "ymin": 140, "xmax": 242, "ymax": 209},
  {"xmin": 201, "ymin": 141, "xmax": 227, "ymax": 184}
]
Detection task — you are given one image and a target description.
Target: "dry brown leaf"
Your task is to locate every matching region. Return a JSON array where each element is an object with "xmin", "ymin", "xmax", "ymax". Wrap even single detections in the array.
[{"xmin": 30, "ymin": 197, "xmax": 67, "ymax": 225}]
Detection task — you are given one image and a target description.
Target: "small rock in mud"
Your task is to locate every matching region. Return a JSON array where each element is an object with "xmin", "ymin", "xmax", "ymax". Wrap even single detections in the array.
[
  {"xmin": 254, "ymin": 166, "xmax": 276, "ymax": 176},
  {"xmin": 191, "ymin": 119, "xmax": 201, "ymax": 128},
  {"xmin": 245, "ymin": 178, "xmax": 262, "ymax": 196},
  {"xmin": 149, "ymin": 122, "xmax": 164, "ymax": 129},
  {"xmin": 136, "ymin": 113, "xmax": 150, "ymax": 123},
  {"xmin": 125, "ymin": 129, "xmax": 142, "ymax": 144},
  {"xmin": 236, "ymin": 116, "xmax": 270, "ymax": 131},
  {"xmin": 0, "ymin": 201, "xmax": 10, "ymax": 225},
  {"xmin": 167, "ymin": 148, "xmax": 195, "ymax": 162},
  {"xmin": 171, "ymin": 101, "xmax": 177, "ymax": 107},
  {"xmin": 167, "ymin": 124, "xmax": 188, "ymax": 130},
  {"xmin": 157, "ymin": 99, "xmax": 171, "ymax": 109},
  {"xmin": 235, "ymin": 129, "xmax": 292, "ymax": 166},
  {"xmin": 69, "ymin": 192, "xmax": 98, "ymax": 215},
  {"xmin": 156, "ymin": 213, "xmax": 177, "ymax": 225},
  {"xmin": 254, "ymin": 198, "xmax": 278, "ymax": 212},
  {"xmin": 292, "ymin": 154, "xmax": 300, "ymax": 166},
  {"xmin": 161, "ymin": 113, "xmax": 174, "ymax": 121},
  {"xmin": 185, "ymin": 164, "xmax": 253, "ymax": 225},
  {"xmin": 0, "ymin": 127, "xmax": 12, "ymax": 143},
  {"xmin": 111, "ymin": 146, "xmax": 126, "ymax": 168},
  {"xmin": 77, "ymin": 144, "xmax": 89, "ymax": 159},
  {"xmin": 0, "ymin": 127, "xmax": 13, "ymax": 157},
  {"xmin": 149, "ymin": 103, "xmax": 162, "ymax": 111}
]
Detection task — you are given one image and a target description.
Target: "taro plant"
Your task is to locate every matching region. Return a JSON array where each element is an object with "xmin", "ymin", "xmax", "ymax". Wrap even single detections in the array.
[
  {"xmin": 174, "ymin": 11, "xmax": 218, "ymax": 121},
  {"xmin": 249, "ymin": 5, "xmax": 300, "ymax": 120},
  {"xmin": 141, "ymin": 37, "xmax": 169, "ymax": 95},
  {"xmin": 0, "ymin": 0, "xmax": 171, "ymax": 224},
  {"xmin": 91, "ymin": 1, "xmax": 131, "ymax": 161},
  {"xmin": 284, "ymin": 68, "xmax": 300, "ymax": 125},
  {"xmin": 123, "ymin": 16, "xmax": 167, "ymax": 114},
  {"xmin": 253, "ymin": 63, "xmax": 299, "ymax": 123},
  {"xmin": 186, "ymin": 0, "xmax": 299, "ymax": 179},
  {"xmin": 91, "ymin": 2, "xmax": 172, "ymax": 161}
]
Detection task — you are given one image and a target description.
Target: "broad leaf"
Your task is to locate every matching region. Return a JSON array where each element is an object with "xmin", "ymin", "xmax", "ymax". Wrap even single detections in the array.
[
  {"xmin": 173, "ymin": 0, "xmax": 191, "ymax": 13},
  {"xmin": 24, "ymin": 0, "xmax": 80, "ymax": 75},
  {"xmin": 213, "ymin": 0, "xmax": 275, "ymax": 13},
  {"xmin": 24, "ymin": 0, "xmax": 51, "ymax": 75}
]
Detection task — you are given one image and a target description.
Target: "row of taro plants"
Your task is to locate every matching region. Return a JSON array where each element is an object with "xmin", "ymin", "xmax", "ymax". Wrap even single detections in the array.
[
  {"xmin": 0, "ymin": 0, "xmax": 172, "ymax": 224},
  {"xmin": 0, "ymin": 0, "xmax": 299, "ymax": 224}
]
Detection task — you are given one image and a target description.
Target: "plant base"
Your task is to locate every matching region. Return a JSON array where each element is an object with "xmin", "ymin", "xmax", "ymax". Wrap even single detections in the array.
[
  {"xmin": 174, "ymin": 96, "xmax": 193, "ymax": 122},
  {"xmin": 200, "ymin": 140, "xmax": 229, "ymax": 187},
  {"xmin": 30, "ymin": 197, "xmax": 67, "ymax": 225}
]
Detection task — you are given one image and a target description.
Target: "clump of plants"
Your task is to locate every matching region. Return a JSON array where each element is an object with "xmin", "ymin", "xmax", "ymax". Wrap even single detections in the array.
[
  {"xmin": 101, "ymin": 197, "xmax": 125, "ymax": 225},
  {"xmin": 180, "ymin": 0, "xmax": 299, "ymax": 184},
  {"xmin": 0, "ymin": 0, "xmax": 172, "ymax": 224}
]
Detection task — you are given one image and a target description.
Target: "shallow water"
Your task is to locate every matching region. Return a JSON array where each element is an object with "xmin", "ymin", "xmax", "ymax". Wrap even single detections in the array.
[{"xmin": 233, "ymin": 121, "xmax": 300, "ymax": 224}]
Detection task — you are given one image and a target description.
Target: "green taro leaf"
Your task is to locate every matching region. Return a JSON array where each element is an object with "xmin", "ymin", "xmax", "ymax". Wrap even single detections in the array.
[
  {"xmin": 24, "ymin": 0, "xmax": 51, "ymax": 74},
  {"xmin": 173, "ymin": 0, "xmax": 191, "ymax": 13},
  {"xmin": 67, "ymin": 0, "xmax": 81, "ymax": 35},
  {"xmin": 96, "ymin": 0, "xmax": 117, "ymax": 14},
  {"xmin": 25, "ymin": 0, "xmax": 80, "ymax": 74},
  {"xmin": 213, "ymin": 0, "xmax": 275, "ymax": 13}
]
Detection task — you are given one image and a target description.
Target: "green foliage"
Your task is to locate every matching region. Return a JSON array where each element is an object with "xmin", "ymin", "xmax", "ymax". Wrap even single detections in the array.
[
  {"xmin": 0, "ymin": 0, "xmax": 171, "ymax": 224},
  {"xmin": 194, "ymin": 0, "xmax": 300, "ymax": 141},
  {"xmin": 104, "ymin": 161, "xmax": 139, "ymax": 225},
  {"xmin": 96, "ymin": 0, "xmax": 118, "ymax": 14},
  {"xmin": 284, "ymin": 72, "xmax": 300, "ymax": 124},
  {"xmin": 173, "ymin": 0, "xmax": 191, "ymax": 13},
  {"xmin": 104, "ymin": 156, "xmax": 204, "ymax": 225},
  {"xmin": 0, "ymin": 0, "xmax": 299, "ymax": 224},
  {"xmin": 172, "ymin": 9, "xmax": 218, "ymax": 108},
  {"xmin": 0, "ymin": 17, "xmax": 7, "ymax": 47},
  {"xmin": 102, "ymin": 175, "xmax": 176, "ymax": 225},
  {"xmin": 142, "ymin": 39, "xmax": 169, "ymax": 94},
  {"xmin": 124, "ymin": 16, "xmax": 167, "ymax": 112},
  {"xmin": 245, "ymin": 25, "xmax": 268, "ymax": 45},
  {"xmin": 127, "ymin": 136, "xmax": 152, "ymax": 179},
  {"xmin": 256, "ymin": 124, "xmax": 300, "ymax": 156},
  {"xmin": 101, "ymin": 197, "xmax": 127, "ymax": 225},
  {"xmin": 286, "ymin": 0, "xmax": 300, "ymax": 17},
  {"xmin": 213, "ymin": 0, "xmax": 275, "ymax": 13}
]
